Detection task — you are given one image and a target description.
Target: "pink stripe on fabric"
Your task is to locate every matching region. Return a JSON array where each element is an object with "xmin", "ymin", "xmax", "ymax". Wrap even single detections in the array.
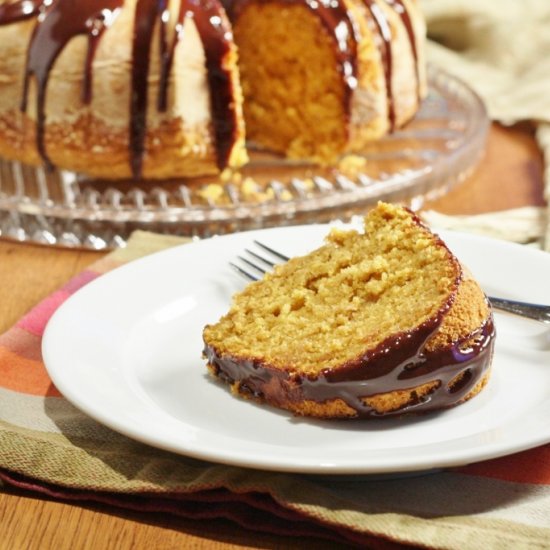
[
  {"xmin": 16, "ymin": 270, "xmax": 99, "ymax": 337},
  {"xmin": 16, "ymin": 291, "xmax": 71, "ymax": 337},
  {"xmin": 0, "ymin": 327, "xmax": 43, "ymax": 362}
]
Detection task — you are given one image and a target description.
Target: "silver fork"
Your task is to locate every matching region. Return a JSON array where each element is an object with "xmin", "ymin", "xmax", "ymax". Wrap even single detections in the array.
[{"xmin": 230, "ymin": 241, "xmax": 550, "ymax": 324}]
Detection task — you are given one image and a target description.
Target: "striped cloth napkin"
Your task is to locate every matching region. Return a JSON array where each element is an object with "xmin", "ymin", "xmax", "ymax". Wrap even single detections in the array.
[{"xmin": 1, "ymin": 229, "xmax": 549, "ymax": 549}]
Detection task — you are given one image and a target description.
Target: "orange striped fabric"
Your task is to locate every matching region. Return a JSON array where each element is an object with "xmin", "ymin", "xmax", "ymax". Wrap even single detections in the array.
[
  {"xmin": 456, "ymin": 445, "xmax": 550, "ymax": 485},
  {"xmin": 0, "ymin": 269, "xmax": 101, "ymax": 396}
]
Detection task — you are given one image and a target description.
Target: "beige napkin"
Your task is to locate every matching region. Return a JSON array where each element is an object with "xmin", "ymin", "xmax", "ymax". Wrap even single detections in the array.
[
  {"xmin": 420, "ymin": 0, "xmax": 550, "ymax": 249},
  {"xmin": 421, "ymin": 206, "xmax": 546, "ymax": 247}
]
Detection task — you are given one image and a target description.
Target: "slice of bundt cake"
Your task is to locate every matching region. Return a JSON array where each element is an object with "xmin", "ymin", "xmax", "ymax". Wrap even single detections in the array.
[{"xmin": 203, "ymin": 202, "xmax": 495, "ymax": 419}]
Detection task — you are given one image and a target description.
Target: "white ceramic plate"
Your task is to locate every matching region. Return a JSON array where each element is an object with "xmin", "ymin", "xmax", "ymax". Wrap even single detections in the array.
[{"xmin": 42, "ymin": 225, "xmax": 550, "ymax": 474}]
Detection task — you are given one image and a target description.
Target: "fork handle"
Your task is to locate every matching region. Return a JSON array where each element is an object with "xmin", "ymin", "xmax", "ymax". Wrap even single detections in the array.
[{"xmin": 488, "ymin": 297, "xmax": 550, "ymax": 324}]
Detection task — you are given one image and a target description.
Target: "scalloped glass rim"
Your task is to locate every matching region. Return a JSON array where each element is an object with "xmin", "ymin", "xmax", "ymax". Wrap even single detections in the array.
[{"xmin": 0, "ymin": 65, "xmax": 489, "ymax": 250}]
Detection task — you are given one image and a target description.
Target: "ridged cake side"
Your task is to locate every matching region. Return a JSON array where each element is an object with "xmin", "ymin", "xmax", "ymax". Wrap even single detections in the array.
[{"xmin": 0, "ymin": 0, "xmax": 247, "ymax": 179}]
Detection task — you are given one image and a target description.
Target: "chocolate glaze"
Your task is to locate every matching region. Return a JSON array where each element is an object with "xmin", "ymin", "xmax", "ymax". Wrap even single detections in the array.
[
  {"xmin": 302, "ymin": 316, "xmax": 495, "ymax": 417},
  {"xmin": 130, "ymin": 0, "xmax": 158, "ymax": 178},
  {"xmin": 361, "ymin": 0, "xmax": 395, "ymax": 130},
  {"xmin": 0, "ymin": 0, "xmax": 43, "ymax": 25},
  {"xmin": 132, "ymin": 0, "xmax": 236, "ymax": 176},
  {"xmin": 302, "ymin": 0, "xmax": 358, "ymax": 119},
  {"xmin": 205, "ymin": 315, "xmax": 495, "ymax": 419},
  {"xmin": 20, "ymin": 0, "xmax": 123, "ymax": 170},
  {"xmin": 13, "ymin": 0, "xmax": 236, "ymax": 177},
  {"xmin": 187, "ymin": 1, "xmax": 238, "ymax": 172},
  {"xmin": 385, "ymin": 0, "xmax": 421, "ymax": 104}
]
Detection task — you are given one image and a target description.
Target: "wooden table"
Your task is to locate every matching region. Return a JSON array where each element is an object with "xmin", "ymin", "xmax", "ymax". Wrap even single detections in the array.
[{"xmin": 0, "ymin": 123, "xmax": 545, "ymax": 549}]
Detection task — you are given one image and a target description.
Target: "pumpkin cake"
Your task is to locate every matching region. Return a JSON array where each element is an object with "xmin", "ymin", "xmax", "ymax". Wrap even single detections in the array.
[{"xmin": 203, "ymin": 202, "xmax": 495, "ymax": 419}]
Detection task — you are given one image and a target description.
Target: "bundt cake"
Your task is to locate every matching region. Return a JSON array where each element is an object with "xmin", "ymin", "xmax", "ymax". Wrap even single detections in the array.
[
  {"xmin": 203, "ymin": 202, "xmax": 495, "ymax": 419},
  {"xmin": 0, "ymin": 0, "xmax": 426, "ymax": 180}
]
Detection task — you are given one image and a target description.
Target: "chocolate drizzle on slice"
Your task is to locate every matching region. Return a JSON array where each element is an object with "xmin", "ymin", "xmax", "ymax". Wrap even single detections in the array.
[
  {"xmin": 205, "ymin": 315, "xmax": 495, "ymax": 419},
  {"xmin": 20, "ymin": 0, "xmax": 123, "ymax": 170},
  {"xmin": 203, "ymin": 216, "xmax": 496, "ymax": 420},
  {"xmin": 301, "ymin": 316, "xmax": 495, "ymax": 417},
  {"xmin": 0, "ymin": 0, "xmax": 43, "ymax": 25}
]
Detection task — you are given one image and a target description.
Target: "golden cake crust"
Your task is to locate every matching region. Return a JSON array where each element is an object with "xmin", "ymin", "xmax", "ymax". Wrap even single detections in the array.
[{"xmin": 0, "ymin": 112, "xmax": 228, "ymax": 179}]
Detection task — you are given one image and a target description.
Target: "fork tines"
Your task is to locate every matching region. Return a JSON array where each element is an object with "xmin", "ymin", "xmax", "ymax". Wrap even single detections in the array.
[{"xmin": 230, "ymin": 240, "xmax": 290, "ymax": 281}]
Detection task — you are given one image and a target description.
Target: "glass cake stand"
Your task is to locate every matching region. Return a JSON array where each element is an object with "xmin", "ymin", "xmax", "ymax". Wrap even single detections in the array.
[{"xmin": 0, "ymin": 65, "xmax": 489, "ymax": 250}]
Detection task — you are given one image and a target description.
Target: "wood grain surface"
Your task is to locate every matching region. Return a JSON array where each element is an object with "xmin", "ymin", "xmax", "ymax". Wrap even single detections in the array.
[{"xmin": 0, "ymin": 123, "xmax": 545, "ymax": 549}]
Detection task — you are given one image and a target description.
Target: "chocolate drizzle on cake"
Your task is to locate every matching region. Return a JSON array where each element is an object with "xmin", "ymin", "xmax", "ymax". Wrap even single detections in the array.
[
  {"xmin": 5, "ymin": 0, "xmax": 422, "ymax": 175},
  {"xmin": 0, "ymin": 0, "xmax": 43, "ymax": 25},
  {"xmin": 385, "ymin": 0, "xmax": 421, "ymax": 104},
  {"xmin": 358, "ymin": 0, "xmax": 423, "ymax": 129},
  {"xmin": 180, "ymin": 1, "xmax": 237, "ymax": 173},
  {"xmin": 20, "ymin": 0, "xmax": 123, "ymax": 171},
  {"xmin": 14, "ymin": 0, "xmax": 236, "ymax": 177},
  {"xmin": 132, "ymin": 0, "xmax": 236, "ymax": 177},
  {"xmin": 362, "ymin": 0, "xmax": 395, "ymax": 130},
  {"xmin": 302, "ymin": 0, "xmax": 358, "ymax": 118}
]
